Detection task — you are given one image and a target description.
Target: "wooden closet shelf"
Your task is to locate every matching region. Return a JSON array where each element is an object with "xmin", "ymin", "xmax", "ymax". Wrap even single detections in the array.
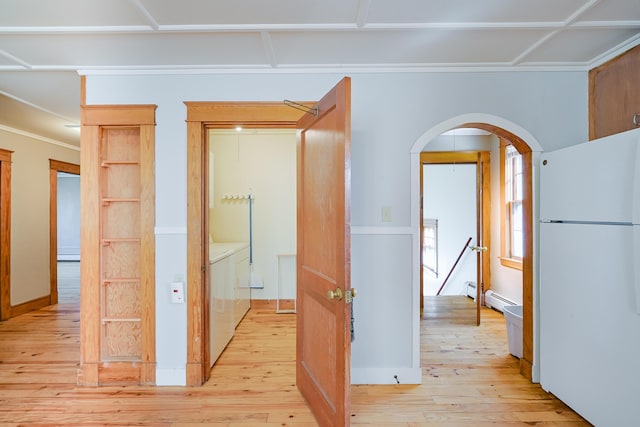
[
  {"xmin": 101, "ymin": 198, "xmax": 141, "ymax": 204},
  {"xmin": 102, "ymin": 278, "xmax": 141, "ymax": 284},
  {"xmin": 101, "ymin": 318, "xmax": 142, "ymax": 324},
  {"xmin": 101, "ymin": 160, "xmax": 140, "ymax": 166},
  {"xmin": 101, "ymin": 238, "xmax": 141, "ymax": 244}
]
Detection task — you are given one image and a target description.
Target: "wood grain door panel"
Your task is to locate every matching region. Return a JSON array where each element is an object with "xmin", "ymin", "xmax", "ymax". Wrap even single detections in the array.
[{"xmin": 296, "ymin": 77, "xmax": 351, "ymax": 427}]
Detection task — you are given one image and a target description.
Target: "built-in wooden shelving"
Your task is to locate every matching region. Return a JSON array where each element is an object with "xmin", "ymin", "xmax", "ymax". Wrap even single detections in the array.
[{"xmin": 79, "ymin": 104, "xmax": 156, "ymax": 386}]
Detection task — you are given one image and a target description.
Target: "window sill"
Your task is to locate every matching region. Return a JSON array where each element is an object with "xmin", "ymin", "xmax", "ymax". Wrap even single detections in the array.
[{"xmin": 499, "ymin": 257, "xmax": 523, "ymax": 271}]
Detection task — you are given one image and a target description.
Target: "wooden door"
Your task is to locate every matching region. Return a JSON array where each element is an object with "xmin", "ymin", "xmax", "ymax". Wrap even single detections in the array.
[
  {"xmin": 589, "ymin": 44, "xmax": 640, "ymax": 140},
  {"xmin": 296, "ymin": 77, "xmax": 352, "ymax": 427},
  {"xmin": 473, "ymin": 152, "xmax": 490, "ymax": 326}
]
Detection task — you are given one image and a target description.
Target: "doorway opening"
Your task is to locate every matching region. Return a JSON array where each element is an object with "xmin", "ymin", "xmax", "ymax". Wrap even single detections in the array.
[
  {"xmin": 49, "ymin": 160, "xmax": 80, "ymax": 306},
  {"xmin": 413, "ymin": 117, "xmax": 538, "ymax": 381},
  {"xmin": 420, "ymin": 148, "xmax": 490, "ymax": 327},
  {"xmin": 184, "ymin": 101, "xmax": 310, "ymax": 385},
  {"xmin": 206, "ymin": 128, "xmax": 297, "ymax": 366},
  {"xmin": 185, "ymin": 82, "xmax": 353, "ymax": 426}
]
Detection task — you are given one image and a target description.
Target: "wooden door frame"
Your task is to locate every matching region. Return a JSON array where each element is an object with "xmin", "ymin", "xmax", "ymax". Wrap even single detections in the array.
[
  {"xmin": 0, "ymin": 149, "xmax": 12, "ymax": 320},
  {"xmin": 419, "ymin": 151, "xmax": 491, "ymax": 326},
  {"xmin": 184, "ymin": 101, "xmax": 311, "ymax": 386},
  {"xmin": 460, "ymin": 123, "xmax": 534, "ymax": 380},
  {"xmin": 49, "ymin": 159, "xmax": 80, "ymax": 305}
]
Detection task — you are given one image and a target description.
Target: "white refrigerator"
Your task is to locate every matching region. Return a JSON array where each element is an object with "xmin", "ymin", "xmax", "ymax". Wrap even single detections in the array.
[{"xmin": 539, "ymin": 128, "xmax": 640, "ymax": 426}]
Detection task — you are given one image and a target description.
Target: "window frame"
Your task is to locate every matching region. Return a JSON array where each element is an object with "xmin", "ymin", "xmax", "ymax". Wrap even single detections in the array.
[{"xmin": 500, "ymin": 140, "xmax": 523, "ymax": 270}]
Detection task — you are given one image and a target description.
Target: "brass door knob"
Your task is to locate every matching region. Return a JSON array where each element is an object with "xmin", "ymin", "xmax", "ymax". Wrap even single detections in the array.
[{"xmin": 328, "ymin": 288, "xmax": 343, "ymax": 301}]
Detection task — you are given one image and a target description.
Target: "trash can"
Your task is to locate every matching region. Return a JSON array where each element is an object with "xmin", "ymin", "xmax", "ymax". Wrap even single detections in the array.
[{"xmin": 503, "ymin": 305, "xmax": 523, "ymax": 358}]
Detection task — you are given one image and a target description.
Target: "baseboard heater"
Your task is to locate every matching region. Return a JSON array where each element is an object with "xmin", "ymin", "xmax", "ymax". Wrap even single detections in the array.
[
  {"xmin": 465, "ymin": 281, "xmax": 477, "ymax": 300},
  {"xmin": 484, "ymin": 290, "xmax": 517, "ymax": 313}
]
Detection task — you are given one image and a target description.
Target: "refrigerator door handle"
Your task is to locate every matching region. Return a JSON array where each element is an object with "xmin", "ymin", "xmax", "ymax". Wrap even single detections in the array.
[
  {"xmin": 635, "ymin": 226, "xmax": 640, "ymax": 314},
  {"xmin": 633, "ymin": 139, "xmax": 640, "ymax": 225}
]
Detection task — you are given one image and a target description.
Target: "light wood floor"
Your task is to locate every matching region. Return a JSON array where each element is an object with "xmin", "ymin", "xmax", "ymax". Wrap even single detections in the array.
[{"xmin": 0, "ymin": 264, "xmax": 589, "ymax": 426}]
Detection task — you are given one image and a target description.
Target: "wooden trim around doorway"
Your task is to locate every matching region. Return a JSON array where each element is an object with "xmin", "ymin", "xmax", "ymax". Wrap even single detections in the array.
[
  {"xmin": 460, "ymin": 123, "xmax": 534, "ymax": 381},
  {"xmin": 419, "ymin": 151, "xmax": 491, "ymax": 320},
  {"xmin": 184, "ymin": 101, "xmax": 307, "ymax": 386},
  {"xmin": 0, "ymin": 149, "xmax": 12, "ymax": 320}
]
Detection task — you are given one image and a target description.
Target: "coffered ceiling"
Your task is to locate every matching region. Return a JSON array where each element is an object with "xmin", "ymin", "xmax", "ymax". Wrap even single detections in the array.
[{"xmin": 1, "ymin": 0, "xmax": 639, "ymax": 146}]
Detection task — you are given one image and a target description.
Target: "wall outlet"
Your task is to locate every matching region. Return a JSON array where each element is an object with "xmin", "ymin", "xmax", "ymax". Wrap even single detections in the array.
[
  {"xmin": 170, "ymin": 282, "xmax": 185, "ymax": 304},
  {"xmin": 381, "ymin": 206, "xmax": 392, "ymax": 222}
]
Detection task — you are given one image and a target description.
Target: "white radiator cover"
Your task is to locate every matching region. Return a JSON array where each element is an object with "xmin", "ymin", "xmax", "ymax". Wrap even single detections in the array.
[{"xmin": 484, "ymin": 290, "xmax": 516, "ymax": 313}]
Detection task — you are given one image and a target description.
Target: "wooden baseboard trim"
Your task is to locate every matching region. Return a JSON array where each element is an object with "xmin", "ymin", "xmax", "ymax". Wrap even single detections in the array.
[
  {"xmin": 10, "ymin": 294, "xmax": 51, "ymax": 318},
  {"xmin": 141, "ymin": 362, "xmax": 156, "ymax": 385},
  {"xmin": 185, "ymin": 362, "xmax": 204, "ymax": 386},
  {"xmin": 77, "ymin": 363, "xmax": 99, "ymax": 386}
]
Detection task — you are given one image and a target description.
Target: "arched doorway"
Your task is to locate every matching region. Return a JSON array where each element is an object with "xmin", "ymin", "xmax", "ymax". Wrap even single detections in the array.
[{"xmin": 411, "ymin": 114, "xmax": 541, "ymax": 382}]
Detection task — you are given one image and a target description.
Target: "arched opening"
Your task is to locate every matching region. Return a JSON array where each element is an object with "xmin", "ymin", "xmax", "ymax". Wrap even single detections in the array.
[{"xmin": 412, "ymin": 114, "xmax": 540, "ymax": 381}]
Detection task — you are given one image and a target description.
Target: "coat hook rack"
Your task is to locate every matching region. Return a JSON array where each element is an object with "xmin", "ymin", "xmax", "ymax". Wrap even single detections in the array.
[
  {"xmin": 222, "ymin": 193, "xmax": 253, "ymax": 200},
  {"xmin": 283, "ymin": 99, "xmax": 318, "ymax": 117}
]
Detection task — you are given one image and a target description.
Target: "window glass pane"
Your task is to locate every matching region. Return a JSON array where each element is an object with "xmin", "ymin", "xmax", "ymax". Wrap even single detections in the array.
[
  {"xmin": 512, "ymin": 201, "xmax": 523, "ymax": 231},
  {"xmin": 504, "ymin": 144, "xmax": 523, "ymax": 262},
  {"xmin": 423, "ymin": 219, "xmax": 438, "ymax": 277},
  {"xmin": 512, "ymin": 232, "xmax": 524, "ymax": 258},
  {"xmin": 511, "ymin": 201, "xmax": 523, "ymax": 258}
]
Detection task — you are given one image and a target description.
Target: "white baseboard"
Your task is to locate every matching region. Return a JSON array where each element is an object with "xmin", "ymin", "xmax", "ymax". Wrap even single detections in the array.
[
  {"xmin": 351, "ymin": 367, "xmax": 422, "ymax": 385},
  {"xmin": 155, "ymin": 367, "xmax": 186, "ymax": 386}
]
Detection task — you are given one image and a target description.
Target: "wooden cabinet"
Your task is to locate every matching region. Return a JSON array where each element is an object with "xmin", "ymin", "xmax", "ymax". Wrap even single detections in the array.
[
  {"xmin": 589, "ymin": 44, "xmax": 640, "ymax": 140},
  {"xmin": 79, "ymin": 105, "xmax": 156, "ymax": 386}
]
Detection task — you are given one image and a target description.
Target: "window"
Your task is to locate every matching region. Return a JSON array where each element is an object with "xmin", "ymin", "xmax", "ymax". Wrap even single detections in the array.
[
  {"xmin": 500, "ymin": 141, "xmax": 523, "ymax": 269},
  {"xmin": 422, "ymin": 218, "xmax": 438, "ymax": 277}
]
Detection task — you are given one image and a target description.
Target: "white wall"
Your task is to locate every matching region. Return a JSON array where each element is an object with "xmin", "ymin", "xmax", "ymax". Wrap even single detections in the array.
[
  {"xmin": 0, "ymin": 129, "xmax": 80, "ymax": 305},
  {"xmin": 57, "ymin": 173, "xmax": 80, "ymax": 261},
  {"xmin": 423, "ymin": 163, "xmax": 477, "ymax": 296},
  {"xmin": 85, "ymin": 70, "xmax": 587, "ymax": 385},
  {"xmin": 209, "ymin": 129, "xmax": 297, "ymax": 300}
]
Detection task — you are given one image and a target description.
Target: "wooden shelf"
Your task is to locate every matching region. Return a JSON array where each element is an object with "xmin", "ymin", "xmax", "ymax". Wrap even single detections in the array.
[
  {"xmin": 80, "ymin": 105, "xmax": 155, "ymax": 386},
  {"xmin": 102, "ymin": 198, "xmax": 140, "ymax": 204},
  {"xmin": 102, "ymin": 278, "xmax": 140, "ymax": 283},
  {"xmin": 101, "ymin": 238, "xmax": 141, "ymax": 244},
  {"xmin": 102, "ymin": 318, "xmax": 141, "ymax": 323},
  {"xmin": 101, "ymin": 160, "xmax": 140, "ymax": 167}
]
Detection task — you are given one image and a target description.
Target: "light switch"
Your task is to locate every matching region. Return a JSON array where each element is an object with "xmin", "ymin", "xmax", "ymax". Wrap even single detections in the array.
[
  {"xmin": 381, "ymin": 206, "xmax": 392, "ymax": 222},
  {"xmin": 170, "ymin": 282, "xmax": 185, "ymax": 304}
]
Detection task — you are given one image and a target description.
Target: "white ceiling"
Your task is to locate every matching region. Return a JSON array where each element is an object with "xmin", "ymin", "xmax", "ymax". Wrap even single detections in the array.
[{"xmin": 1, "ymin": 0, "xmax": 639, "ymax": 147}]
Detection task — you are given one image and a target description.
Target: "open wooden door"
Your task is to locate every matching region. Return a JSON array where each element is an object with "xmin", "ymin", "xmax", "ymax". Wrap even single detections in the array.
[
  {"xmin": 472, "ymin": 152, "xmax": 491, "ymax": 326},
  {"xmin": 296, "ymin": 77, "xmax": 352, "ymax": 427}
]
